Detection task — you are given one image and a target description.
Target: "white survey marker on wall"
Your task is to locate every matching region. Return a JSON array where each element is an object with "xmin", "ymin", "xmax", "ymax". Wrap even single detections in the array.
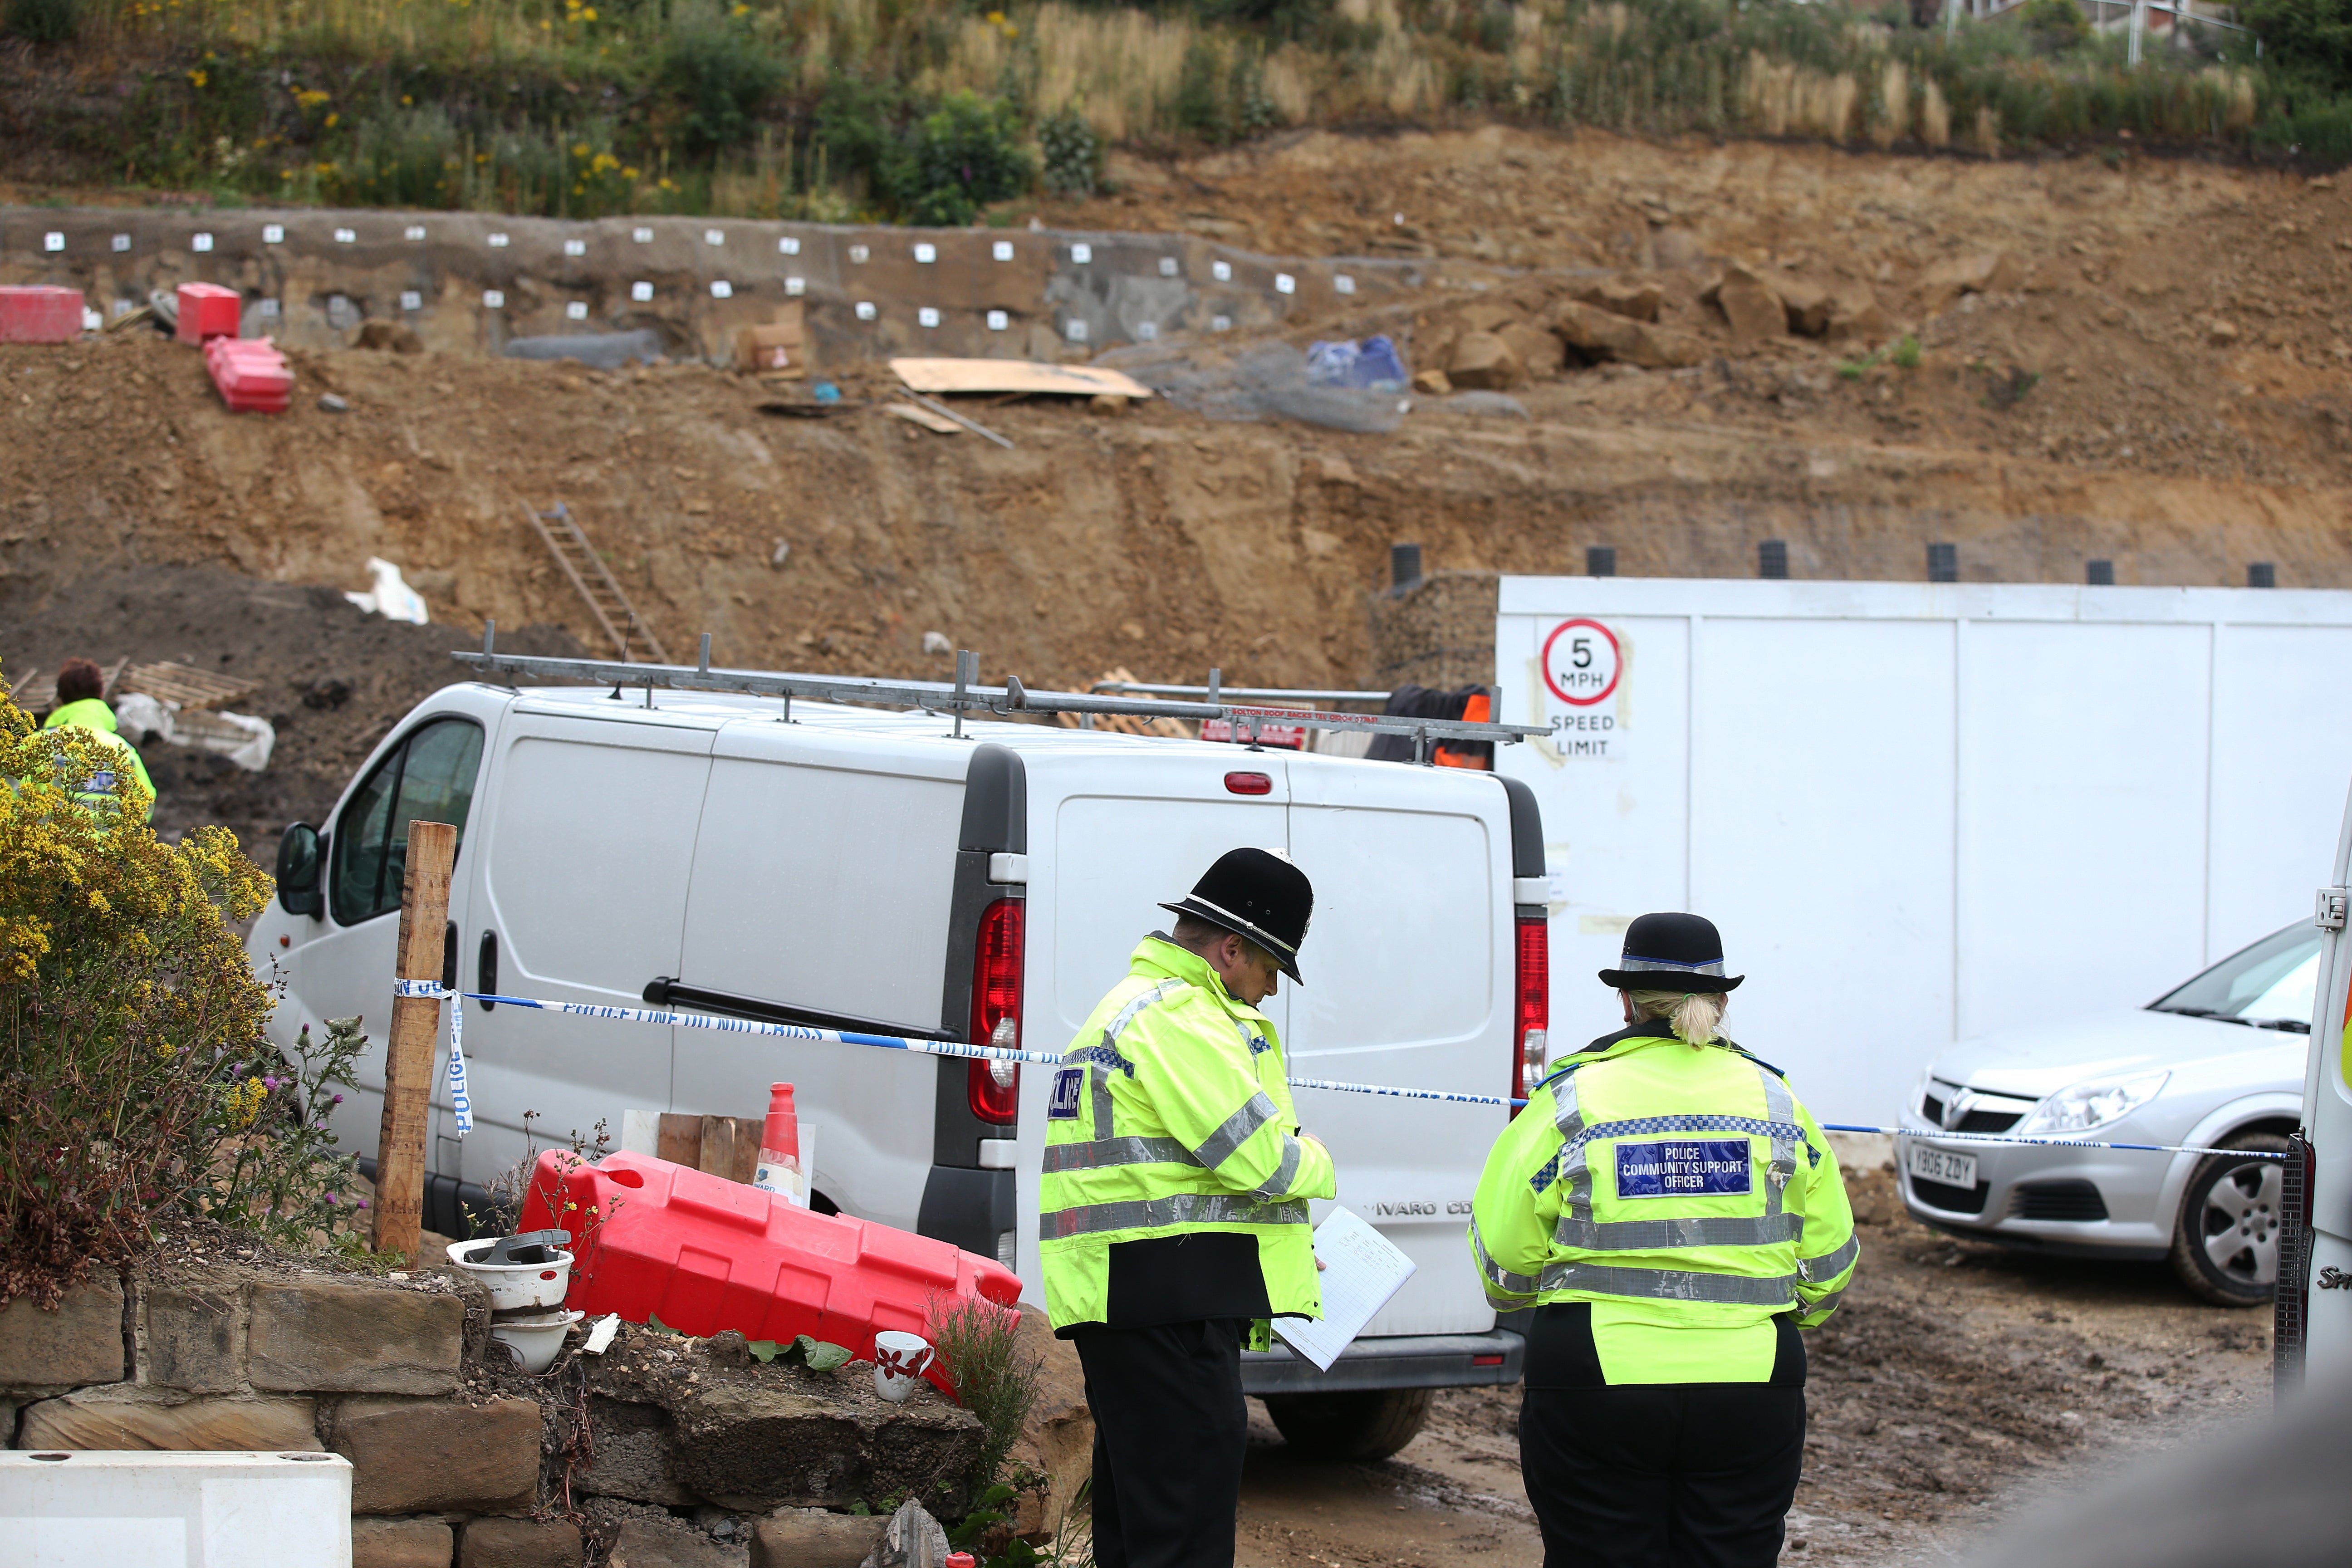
[{"xmin": 1496, "ymin": 576, "xmax": 2352, "ymax": 1125}]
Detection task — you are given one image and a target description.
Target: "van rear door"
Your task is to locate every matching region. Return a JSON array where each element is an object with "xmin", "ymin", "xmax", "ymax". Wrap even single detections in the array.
[
  {"xmin": 1012, "ymin": 748, "xmax": 1292, "ymax": 1294},
  {"xmin": 1284, "ymin": 760, "xmax": 1511, "ymax": 1337}
]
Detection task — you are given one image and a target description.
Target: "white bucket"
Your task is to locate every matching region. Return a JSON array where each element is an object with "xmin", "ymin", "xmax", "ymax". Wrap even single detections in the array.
[
  {"xmin": 444, "ymin": 1240, "xmax": 574, "ymax": 1312},
  {"xmin": 487, "ymin": 1309, "xmax": 584, "ymax": 1375}
]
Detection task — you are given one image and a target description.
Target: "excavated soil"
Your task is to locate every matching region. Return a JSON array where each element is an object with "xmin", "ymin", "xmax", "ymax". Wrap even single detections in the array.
[
  {"xmin": 7, "ymin": 134, "xmax": 2352, "ymax": 758},
  {"xmin": 1232, "ymin": 1161, "xmax": 2272, "ymax": 1568}
]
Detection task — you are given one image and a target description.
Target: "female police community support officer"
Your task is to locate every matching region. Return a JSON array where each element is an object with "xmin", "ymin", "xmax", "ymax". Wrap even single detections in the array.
[{"xmin": 1469, "ymin": 912, "xmax": 1857, "ymax": 1568}]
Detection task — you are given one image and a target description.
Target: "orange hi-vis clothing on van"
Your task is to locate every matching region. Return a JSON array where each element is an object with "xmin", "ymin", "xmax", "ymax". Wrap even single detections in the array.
[
  {"xmin": 1039, "ymin": 936, "xmax": 1335, "ymax": 1340},
  {"xmin": 1434, "ymin": 692, "xmax": 1493, "ymax": 769}
]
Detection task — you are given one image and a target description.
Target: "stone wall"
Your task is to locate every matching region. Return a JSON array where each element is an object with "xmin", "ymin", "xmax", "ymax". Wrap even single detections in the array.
[
  {"xmin": 0, "ymin": 1263, "xmax": 1013, "ymax": 1568},
  {"xmin": 0, "ymin": 207, "xmax": 1432, "ymax": 368}
]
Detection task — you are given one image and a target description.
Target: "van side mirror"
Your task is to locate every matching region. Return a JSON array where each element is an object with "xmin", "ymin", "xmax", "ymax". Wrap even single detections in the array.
[{"xmin": 277, "ymin": 823, "xmax": 324, "ymax": 918}]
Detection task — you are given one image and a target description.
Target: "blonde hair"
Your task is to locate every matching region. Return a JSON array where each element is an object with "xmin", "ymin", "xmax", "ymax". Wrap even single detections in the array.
[{"xmin": 1628, "ymin": 989, "xmax": 1728, "ymax": 1047}]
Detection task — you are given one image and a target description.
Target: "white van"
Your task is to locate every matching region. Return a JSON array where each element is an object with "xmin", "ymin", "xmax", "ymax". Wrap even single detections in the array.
[
  {"xmin": 2284, "ymin": 776, "xmax": 2352, "ymax": 1386},
  {"xmin": 247, "ymin": 656, "xmax": 1547, "ymax": 1455}
]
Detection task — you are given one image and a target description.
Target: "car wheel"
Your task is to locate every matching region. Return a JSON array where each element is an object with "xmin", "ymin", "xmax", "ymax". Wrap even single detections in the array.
[
  {"xmin": 2168, "ymin": 1131, "xmax": 2291, "ymax": 1307},
  {"xmin": 1261, "ymin": 1387, "xmax": 1435, "ymax": 1461}
]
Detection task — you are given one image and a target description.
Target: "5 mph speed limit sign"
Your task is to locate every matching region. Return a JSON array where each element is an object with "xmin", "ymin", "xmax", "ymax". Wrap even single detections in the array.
[{"xmin": 1543, "ymin": 619, "xmax": 1622, "ymax": 706}]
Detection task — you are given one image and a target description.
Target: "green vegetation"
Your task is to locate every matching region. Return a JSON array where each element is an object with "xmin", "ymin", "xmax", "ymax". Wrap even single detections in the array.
[
  {"xmin": 4, "ymin": 0, "xmax": 78, "ymax": 43},
  {"xmin": 0, "ymin": 680, "xmax": 365, "ymax": 1307},
  {"xmin": 1836, "ymin": 332, "xmax": 1921, "ymax": 379},
  {"xmin": 927, "ymin": 1289, "xmax": 1041, "ymax": 1502},
  {"xmin": 6, "ymin": 0, "xmax": 2351, "ymax": 219}
]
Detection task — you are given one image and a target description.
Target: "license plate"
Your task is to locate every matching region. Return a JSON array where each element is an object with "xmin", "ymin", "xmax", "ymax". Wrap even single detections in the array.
[{"xmin": 1906, "ymin": 1141, "xmax": 1978, "ymax": 1190}]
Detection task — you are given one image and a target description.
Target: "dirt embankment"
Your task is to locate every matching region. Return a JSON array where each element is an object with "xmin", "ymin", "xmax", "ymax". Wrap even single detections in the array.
[{"xmin": 6, "ymin": 127, "xmax": 2352, "ymax": 854}]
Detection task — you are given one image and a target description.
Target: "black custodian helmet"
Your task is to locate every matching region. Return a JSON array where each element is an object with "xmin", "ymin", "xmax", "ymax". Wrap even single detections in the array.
[{"xmin": 1160, "ymin": 848, "xmax": 1315, "ymax": 983}]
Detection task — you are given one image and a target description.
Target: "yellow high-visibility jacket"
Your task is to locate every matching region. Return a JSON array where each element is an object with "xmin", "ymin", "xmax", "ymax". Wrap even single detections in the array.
[
  {"xmin": 1039, "ymin": 936, "xmax": 1335, "ymax": 1336},
  {"xmin": 42, "ymin": 699, "xmax": 155, "ymax": 822},
  {"xmin": 1468, "ymin": 1021, "xmax": 1857, "ymax": 1383}
]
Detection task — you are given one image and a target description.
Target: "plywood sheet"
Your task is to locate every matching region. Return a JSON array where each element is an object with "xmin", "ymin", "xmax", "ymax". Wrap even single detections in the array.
[{"xmin": 889, "ymin": 357, "xmax": 1153, "ymax": 399}]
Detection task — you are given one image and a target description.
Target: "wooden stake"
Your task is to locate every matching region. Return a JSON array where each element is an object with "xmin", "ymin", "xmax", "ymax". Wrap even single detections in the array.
[{"xmin": 373, "ymin": 820, "xmax": 456, "ymax": 1261}]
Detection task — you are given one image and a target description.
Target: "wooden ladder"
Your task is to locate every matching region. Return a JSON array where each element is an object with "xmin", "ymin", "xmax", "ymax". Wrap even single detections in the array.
[{"xmin": 523, "ymin": 502, "xmax": 669, "ymax": 664}]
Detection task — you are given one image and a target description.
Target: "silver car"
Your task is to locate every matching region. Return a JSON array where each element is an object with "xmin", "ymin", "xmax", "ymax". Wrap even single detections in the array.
[{"xmin": 1899, "ymin": 921, "xmax": 2314, "ymax": 1305}]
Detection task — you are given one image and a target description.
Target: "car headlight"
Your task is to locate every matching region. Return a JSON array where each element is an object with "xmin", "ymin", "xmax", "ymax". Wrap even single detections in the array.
[{"xmin": 2017, "ymin": 1069, "xmax": 2171, "ymax": 1136}]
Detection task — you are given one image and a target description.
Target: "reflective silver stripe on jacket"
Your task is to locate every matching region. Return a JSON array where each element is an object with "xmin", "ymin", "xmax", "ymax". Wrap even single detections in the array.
[
  {"xmin": 1799, "ymin": 1232, "xmax": 1860, "ymax": 1284},
  {"xmin": 1551, "ymin": 1212, "xmax": 1805, "ymax": 1252},
  {"xmin": 1041, "ymin": 1192, "xmax": 1311, "ymax": 1240},
  {"xmin": 1252, "ymin": 1135, "xmax": 1303, "ymax": 1199},
  {"xmin": 1798, "ymin": 1287, "xmax": 1846, "ymax": 1319},
  {"xmin": 1755, "ymin": 1065, "xmax": 1798, "ymax": 1221},
  {"xmin": 1042, "ymin": 1136, "xmax": 1198, "ymax": 1174},
  {"xmin": 1472, "ymin": 1217, "xmax": 1538, "ymax": 1296},
  {"xmin": 1536, "ymin": 1259, "xmax": 1802, "ymax": 1307},
  {"xmin": 1194, "ymin": 1091, "xmax": 1279, "ymax": 1170},
  {"xmin": 1552, "ymin": 1068, "xmax": 1594, "ymax": 1233},
  {"xmin": 1081, "ymin": 978, "xmax": 1188, "ymax": 1140}
]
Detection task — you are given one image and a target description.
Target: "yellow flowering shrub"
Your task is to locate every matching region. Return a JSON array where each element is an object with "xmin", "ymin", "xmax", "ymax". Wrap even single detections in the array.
[{"xmin": 0, "ymin": 677, "xmax": 356, "ymax": 1306}]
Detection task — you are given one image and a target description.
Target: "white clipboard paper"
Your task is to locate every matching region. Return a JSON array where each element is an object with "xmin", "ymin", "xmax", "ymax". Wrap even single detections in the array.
[{"xmin": 1271, "ymin": 1207, "xmax": 1417, "ymax": 1373}]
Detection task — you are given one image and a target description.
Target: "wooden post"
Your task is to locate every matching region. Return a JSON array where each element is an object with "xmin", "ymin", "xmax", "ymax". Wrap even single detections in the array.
[{"xmin": 373, "ymin": 820, "xmax": 456, "ymax": 1261}]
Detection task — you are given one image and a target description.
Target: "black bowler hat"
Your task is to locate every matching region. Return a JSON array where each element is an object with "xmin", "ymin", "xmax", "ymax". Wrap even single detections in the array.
[
  {"xmin": 1597, "ymin": 912, "xmax": 1744, "ymax": 995},
  {"xmin": 1161, "ymin": 848, "xmax": 1315, "ymax": 984}
]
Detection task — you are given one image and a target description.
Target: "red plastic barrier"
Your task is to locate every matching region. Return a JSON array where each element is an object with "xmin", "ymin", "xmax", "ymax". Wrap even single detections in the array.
[
  {"xmin": 204, "ymin": 336, "xmax": 291, "ymax": 414},
  {"xmin": 517, "ymin": 1150, "xmax": 1022, "ymax": 1393},
  {"xmin": 176, "ymin": 282, "xmax": 241, "ymax": 344},
  {"xmin": 0, "ymin": 286, "xmax": 84, "ymax": 344}
]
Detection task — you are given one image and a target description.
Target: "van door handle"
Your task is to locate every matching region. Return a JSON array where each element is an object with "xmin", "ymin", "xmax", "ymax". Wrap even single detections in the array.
[
  {"xmin": 441, "ymin": 921, "xmax": 458, "ymax": 992},
  {"xmin": 478, "ymin": 929, "xmax": 499, "ymax": 1012}
]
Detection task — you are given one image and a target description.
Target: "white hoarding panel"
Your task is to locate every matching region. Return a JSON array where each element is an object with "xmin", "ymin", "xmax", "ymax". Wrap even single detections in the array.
[
  {"xmin": 1695, "ymin": 616, "xmax": 1957, "ymax": 1128},
  {"xmin": 1500, "ymin": 612, "xmax": 1688, "ymax": 1006},
  {"xmin": 1957, "ymin": 620, "xmax": 2211, "ymax": 1040},
  {"xmin": 2209, "ymin": 625, "xmax": 2352, "ymax": 961},
  {"xmin": 1497, "ymin": 579, "xmax": 2352, "ymax": 1125}
]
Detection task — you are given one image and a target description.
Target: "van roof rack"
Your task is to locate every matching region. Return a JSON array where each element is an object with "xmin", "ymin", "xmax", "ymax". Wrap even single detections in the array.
[
  {"xmin": 453, "ymin": 626, "xmax": 1545, "ymax": 764},
  {"xmin": 1092, "ymin": 675, "xmax": 1393, "ymax": 706}
]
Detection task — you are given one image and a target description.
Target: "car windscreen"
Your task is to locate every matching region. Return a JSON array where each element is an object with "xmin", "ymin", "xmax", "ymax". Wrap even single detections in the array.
[{"xmin": 2148, "ymin": 922, "xmax": 2320, "ymax": 1030}]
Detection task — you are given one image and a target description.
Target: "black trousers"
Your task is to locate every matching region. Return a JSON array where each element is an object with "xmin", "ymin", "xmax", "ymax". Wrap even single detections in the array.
[
  {"xmin": 1070, "ymin": 1319, "xmax": 1250, "ymax": 1568},
  {"xmin": 1519, "ymin": 1383, "xmax": 1807, "ymax": 1568}
]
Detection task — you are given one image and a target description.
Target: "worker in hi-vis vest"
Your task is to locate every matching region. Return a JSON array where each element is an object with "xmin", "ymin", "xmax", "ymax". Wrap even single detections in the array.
[
  {"xmin": 1040, "ymin": 848, "xmax": 1334, "ymax": 1568},
  {"xmin": 39, "ymin": 657, "xmax": 154, "ymax": 822},
  {"xmin": 1468, "ymin": 912, "xmax": 1856, "ymax": 1568}
]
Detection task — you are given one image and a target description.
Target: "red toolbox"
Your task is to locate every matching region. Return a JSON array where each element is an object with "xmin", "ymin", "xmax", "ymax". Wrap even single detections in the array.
[
  {"xmin": 0, "ymin": 286, "xmax": 84, "ymax": 344},
  {"xmin": 204, "ymin": 335, "xmax": 292, "ymax": 413},
  {"xmin": 518, "ymin": 1150, "xmax": 1022, "ymax": 1392},
  {"xmin": 176, "ymin": 281, "xmax": 242, "ymax": 344}
]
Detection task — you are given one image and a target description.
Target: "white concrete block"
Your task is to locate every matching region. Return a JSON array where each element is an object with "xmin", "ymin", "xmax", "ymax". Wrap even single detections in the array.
[{"xmin": 0, "ymin": 1449, "xmax": 353, "ymax": 1567}]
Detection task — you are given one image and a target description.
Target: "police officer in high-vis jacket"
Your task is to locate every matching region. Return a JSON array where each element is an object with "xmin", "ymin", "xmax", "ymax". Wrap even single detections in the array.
[
  {"xmin": 1469, "ymin": 912, "xmax": 1856, "ymax": 1568},
  {"xmin": 1040, "ymin": 848, "xmax": 1334, "ymax": 1568}
]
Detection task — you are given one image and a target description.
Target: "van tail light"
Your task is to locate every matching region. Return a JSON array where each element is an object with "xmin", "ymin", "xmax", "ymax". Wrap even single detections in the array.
[
  {"xmin": 1512, "ymin": 916, "xmax": 1549, "ymax": 1119},
  {"xmin": 968, "ymin": 898, "xmax": 1025, "ymax": 1125}
]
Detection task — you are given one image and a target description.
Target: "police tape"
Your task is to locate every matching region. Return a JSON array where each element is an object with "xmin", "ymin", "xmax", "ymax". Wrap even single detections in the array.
[
  {"xmin": 387, "ymin": 981, "xmax": 1524, "ymax": 1123},
  {"xmin": 380, "ymin": 982, "xmax": 2297, "ymax": 1157},
  {"xmin": 1820, "ymin": 1122, "xmax": 2293, "ymax": 1161}
]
